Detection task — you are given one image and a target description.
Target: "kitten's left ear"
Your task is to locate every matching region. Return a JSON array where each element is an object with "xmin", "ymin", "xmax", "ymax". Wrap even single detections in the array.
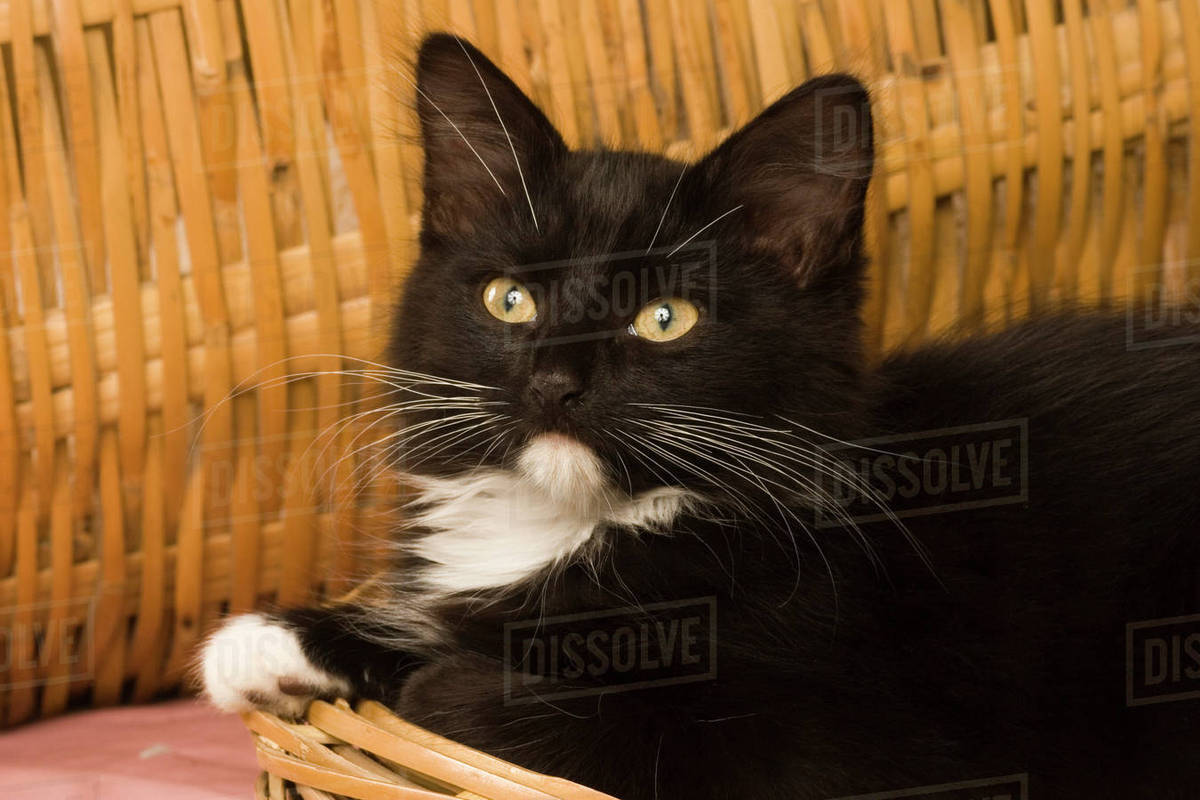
[
  {"xmin": 415, "ymin": 34, "xmax": 566, "ymax": 238},
  {"xmin": 697, "ymin": 74, "xmax": 874, "ymax": 289}
]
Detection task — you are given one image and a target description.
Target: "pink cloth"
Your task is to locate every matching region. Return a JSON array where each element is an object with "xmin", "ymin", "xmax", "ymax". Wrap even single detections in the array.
[{"xmin": 0, "ymin": 699, "xmax": 259, "ymax": 799}]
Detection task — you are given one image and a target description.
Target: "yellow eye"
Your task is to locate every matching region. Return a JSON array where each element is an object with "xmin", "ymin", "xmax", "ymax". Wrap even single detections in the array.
[
  {"xmin": 483, "ymin": 277, "xmax": 537, "ymax": 323},
  {"xmin": 630, "ymin": 298, "xmax": 699, "ymax": 342}
]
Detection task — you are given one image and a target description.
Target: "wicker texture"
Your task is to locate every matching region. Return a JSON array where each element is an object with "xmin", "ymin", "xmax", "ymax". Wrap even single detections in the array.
[
  {"xmin": 246, "ymin": 700, "xmax": 617, "ymax": 799},
  {"xmin": 0, "ymin": 0, "xmax": 1195, "ymax": 738}
]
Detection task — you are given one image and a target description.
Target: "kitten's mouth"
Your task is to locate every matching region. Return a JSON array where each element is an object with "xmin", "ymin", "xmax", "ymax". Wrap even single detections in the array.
[{"xmin": 516, "ymin": 432, "xmax": 612, "ymax": 508}]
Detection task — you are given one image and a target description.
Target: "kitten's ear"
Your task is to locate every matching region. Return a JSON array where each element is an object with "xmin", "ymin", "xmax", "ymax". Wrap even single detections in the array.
[
  {"xmin": 697, "ymin": 74, "xmax": 873, "ymax": 289},
  {"xmin": 415, "ymin": 34, "xmax": 565, "ymax": 238}
]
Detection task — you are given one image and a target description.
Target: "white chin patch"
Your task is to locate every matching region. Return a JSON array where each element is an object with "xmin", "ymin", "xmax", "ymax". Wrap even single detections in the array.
[{"xmin": 516, "ymin": 433, "xmax": 609, "ymax": 509}]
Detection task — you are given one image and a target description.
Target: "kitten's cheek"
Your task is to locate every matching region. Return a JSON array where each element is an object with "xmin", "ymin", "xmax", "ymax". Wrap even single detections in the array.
[{"xmin": 199, "ymin": 613, "xmax": 351, "ymax": 719}]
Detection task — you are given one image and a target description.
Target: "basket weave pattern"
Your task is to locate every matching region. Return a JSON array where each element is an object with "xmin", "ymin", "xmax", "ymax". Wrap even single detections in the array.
[
  {"xmin": 0, "ymin": 2, "xmax": 1195, "ymax": 793},
  {"xmin": 246, "ymin": 700, "xmax": 619, "ymax": 799}
]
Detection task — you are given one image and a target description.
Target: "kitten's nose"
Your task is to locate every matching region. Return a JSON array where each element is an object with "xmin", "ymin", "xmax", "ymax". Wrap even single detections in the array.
[{"xmin": 529, "ymin": 369, "xmax": 585, "ymax": 409}]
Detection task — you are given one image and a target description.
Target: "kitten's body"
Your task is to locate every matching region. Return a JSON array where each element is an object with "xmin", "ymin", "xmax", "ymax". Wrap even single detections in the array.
[
  {"xmin": 388, "ymin": 315, "xmax": 1200, "ymax": 800},
  {"xmin": 202, "ymin": 36, "xmax": 1200, "ymax": 799}
]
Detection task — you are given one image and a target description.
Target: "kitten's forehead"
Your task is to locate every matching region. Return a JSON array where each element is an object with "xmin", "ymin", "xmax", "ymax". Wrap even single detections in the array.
[
  {"xmin": 559, "ymin": 152, "xmax": 688, "ymax": 244},
  {"xmin": 498, "ymin": 152, "xmax": 713, "ymax": 321}
]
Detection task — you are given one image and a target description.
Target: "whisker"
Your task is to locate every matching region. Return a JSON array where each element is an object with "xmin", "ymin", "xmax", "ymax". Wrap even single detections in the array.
[
  {"xmin": 667, "ymin": 205, "xmax": 743, "ymax": 257},
  {"xmin": 641, "ymin": 419, "xmax": 885, "ymax": 574},
  {"xmin": 631, "ymin": 405, "xmax": 937, "ymax": 582},
  {"xmin": 394, "ymin": 414, "xmax": 509, "ymax": 475},
  {"xmin": 473, "ymin": 423, "xmax": 519, "ymax": 470},
  {"xmin": 619, "ymin": 429, "xmax": 769, "ymax": 528},
  {"xmin": 313, "ymin": 399, "xmax": 502, "ymax": 472},
  {"xmin": 631, "ymin": 402, "xmax": 768, "ymax": 424},
  {"xmin": 391, "ymin": 66, "xmax": 510, "ymax": 200},
  {"xmin": 645, "ymin": 164, "xmax": 687, "ymax": 254},
  {"xmin": 642, "ymin": 418, "xmax": 879, "ymax": 528},
  {"xmin": 636, "ymin": 426, "xmax": 838, "ymax": 609},
  {"xmin": 329, "ymin": 410, "xmax": 498, "ymax": 492},
  {"xmin": 182, "ymin": 360, "xmax": 502, "ymax": 459},
  {"xmin": 454, "ymin": 37, "xmax": 540, "ymax": 232}
]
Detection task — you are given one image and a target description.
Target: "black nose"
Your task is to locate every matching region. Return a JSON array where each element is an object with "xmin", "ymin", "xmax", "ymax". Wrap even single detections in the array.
[{"xmin": 529, "ymin": 369, "xmax": 585, "ymax": 409}]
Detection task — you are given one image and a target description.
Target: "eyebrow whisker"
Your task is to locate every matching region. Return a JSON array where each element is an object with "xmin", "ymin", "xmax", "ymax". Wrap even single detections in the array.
[
  {"xmin": 454, "ymin": 37, "xmax": 540, "ymax": 232},
  {"xmin": 646, "ymin": 164, "xmax": 687, "ymax": 254},
  {"xmin": 392, "ymin": 66, "xmax": 508, "ymax": 200},
  {"xmin": 667, "ymin": 205, "xmax": 743, "ymax": 257}
]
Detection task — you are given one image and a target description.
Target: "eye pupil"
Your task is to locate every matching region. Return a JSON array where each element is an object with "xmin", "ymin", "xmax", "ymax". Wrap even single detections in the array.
[
  {"xmin": 654, "ymin": 304, "xmax": 672, "ymax": 330},
  {"xmin": 504, "ymin": 287, "xmax": 522, "ymax": 312}
]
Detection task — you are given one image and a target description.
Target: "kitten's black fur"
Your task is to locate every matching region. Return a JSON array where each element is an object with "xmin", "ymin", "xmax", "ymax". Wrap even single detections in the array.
[{"xmin": 278, "ymin": 35, "xmax": 1200, "ymax": 799}]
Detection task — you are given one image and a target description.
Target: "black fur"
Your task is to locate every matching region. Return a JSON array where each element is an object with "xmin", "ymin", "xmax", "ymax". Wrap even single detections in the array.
[{"xmin": 285, "ymin": 35, "xmax": 1200, "ymax": 799}]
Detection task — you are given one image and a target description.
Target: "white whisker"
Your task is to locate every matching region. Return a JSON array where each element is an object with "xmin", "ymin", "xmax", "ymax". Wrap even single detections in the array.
[
  {"xmin": 627, "ymin": 402, "xmax": 939, "ymax": 583},
  {"xmin": 454, "ymin": 37, "xmax": 540, "ymax": 231},
  {"xmin": 392, "ymin": 66, "xmax": 509, "ymax": 200},
  {"xmin": 646, "ymin": 164, "xmax": 687, "ymax": 254},
  {"xmin": 667, "ymin": 205, "xmax": 743, "ymax": 257}
]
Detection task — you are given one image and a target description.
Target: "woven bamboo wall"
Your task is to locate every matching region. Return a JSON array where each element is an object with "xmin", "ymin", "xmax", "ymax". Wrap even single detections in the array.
[{"xmin": 0, "ymin": 0, "xmax": 1195, "ymax": 725}]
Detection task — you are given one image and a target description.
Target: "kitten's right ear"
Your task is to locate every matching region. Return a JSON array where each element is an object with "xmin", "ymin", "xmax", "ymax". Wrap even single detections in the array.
[
  {"xmin": 415, "ymin": 34, "xmax": 565, "ymax": 239},
  {"xmin": 695, "ymin": 74, "xmax": 873, "ymax": 292}
]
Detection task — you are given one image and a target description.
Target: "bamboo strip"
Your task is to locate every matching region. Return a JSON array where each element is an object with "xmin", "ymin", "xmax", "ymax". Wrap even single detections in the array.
[
  {"xmin": 1059, "ymin": 0, "xmax": 1092, "ymax": 301},
  {"xmin": 39, "ymin": 460, "xmax": 73, "ymax": 717},
  {"xmin": 136, "ymin": 16, "xmax": 191, "ymax": 533},
  {"xmin": 837, "ymin": 0, "xmax": 890, "ymax": 354},
  {"xmin": 10, "ymin": 0, "xmax": 58, "ymax": 296},
  {"xmin": 51, "ymin": 0, "xmax": 106, "ymax": 292},
  {"xmin": 0, "ymin": 52, "xmax": 19, "ymax": 589},
  {"xmin": 38, "ymin": 44, "xmax": 100, "ymax": 519},
  {"xmin": 883, "ymin": 0, "xmax": 937, "ymax": 346},
  {"xmin": 940, "ymin": 0, "xmax": 993, "ymax": 329},
  {"xmin": 129, "ymin": 426, "xmax": 166, "ymax": 702},
  {"xmin": 113, "ymin": 0, "xmax": 150, "ymax": 273},
  {"xmin": 88, "ymin": 30, "xmax": 149, "ymax": 505},
  {"xmin": 235, "ymin": 66, "xmax": 290, "ymax": 519},
  {"xmin": 91, "ymin": 430, "xmax": 128, "ymax": 705},
  {"xmin": 1024, "ymin": 0, "xmax": 1065, "ymax": 308},
  {"xmin": 990, "ymin": 0, "xmax": 1029, "ymax": 318},
  {"xmin": 1136, "ymin": 0, "xmax": 1169, "ymax": 300},
  {"xmin": 5, "ymin": 485, "xmax": 38, "ymax": 725}
]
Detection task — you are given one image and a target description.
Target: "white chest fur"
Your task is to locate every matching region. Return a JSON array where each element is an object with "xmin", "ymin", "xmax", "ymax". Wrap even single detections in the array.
[{"xmin": 405, "ymin": 434, "xmax": 697, "ymax": 594}]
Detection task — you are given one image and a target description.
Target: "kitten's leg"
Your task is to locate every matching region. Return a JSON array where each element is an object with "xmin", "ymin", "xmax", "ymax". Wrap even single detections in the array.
[{"xmin": 200, "ymin": 605, "xmax": 428, "ymax": 718}]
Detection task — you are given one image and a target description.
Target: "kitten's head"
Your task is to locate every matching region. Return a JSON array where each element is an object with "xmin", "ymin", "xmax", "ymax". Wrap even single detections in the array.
[{"xmin": 389, "ymin": 34, "xmax": 873, "ymax": 504}]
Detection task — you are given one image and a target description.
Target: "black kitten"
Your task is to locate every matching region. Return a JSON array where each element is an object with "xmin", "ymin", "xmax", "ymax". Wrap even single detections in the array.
[{"xmin": 202, "ymin": 34, "xmax": 1200, "ymax": 800}]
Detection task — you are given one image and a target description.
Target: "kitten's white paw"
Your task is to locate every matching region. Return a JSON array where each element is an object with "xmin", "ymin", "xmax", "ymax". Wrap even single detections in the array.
[{"xmin": 200, "ymin": 613, "xmax": 350, "ymax": 718}]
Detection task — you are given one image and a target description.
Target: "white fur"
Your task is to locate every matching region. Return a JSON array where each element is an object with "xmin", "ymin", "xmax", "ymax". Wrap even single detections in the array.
[
  {"xmin": 407, "ymin": 434, "xmax": 698, "ymax": 594},
  {"xmin": 200, "ymin": 613, "xmax": 350, "ymax": 717},
  {"xmin": 515, "ymin": 433, "xmax": 609, "ymax": 510}
]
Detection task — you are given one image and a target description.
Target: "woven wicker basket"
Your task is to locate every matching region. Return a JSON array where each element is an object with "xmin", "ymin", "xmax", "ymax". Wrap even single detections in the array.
[
  {"xmin": 0, "ymin": 0, "xmax": 1196, "ymax": 795},
  {"xmin": 245, "ymin": 700, "xmax": 617, "ymax": 799}
]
